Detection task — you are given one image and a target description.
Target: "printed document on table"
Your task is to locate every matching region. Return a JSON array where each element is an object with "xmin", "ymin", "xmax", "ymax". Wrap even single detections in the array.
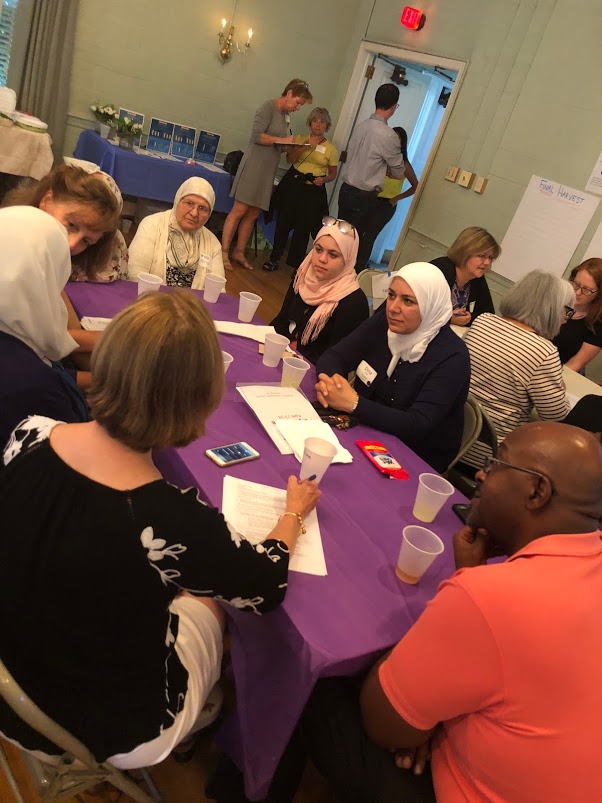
[
  {"xmin": 214, "ymin": 321, "xmax": 276, "ymax": 342},
  {"xmin": 222, "ymin": 475, "xmax": 327, "ymax": 576},
  {"xmin": 236, "ymin": 384, "xmax": 321, "ymax": 454}
]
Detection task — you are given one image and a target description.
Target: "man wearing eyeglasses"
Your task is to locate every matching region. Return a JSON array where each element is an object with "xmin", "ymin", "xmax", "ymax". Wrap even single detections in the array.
[
  {"xmin": 261, "ymin": 421, "xmax": 602, "ymax": 803},
  {"xmin": 338, "ymin": 83, "xmax": 405, "ymax": 273}
]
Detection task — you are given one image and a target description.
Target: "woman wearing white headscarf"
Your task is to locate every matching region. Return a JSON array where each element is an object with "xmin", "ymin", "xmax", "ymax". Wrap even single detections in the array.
[
  {"xmin": 271, "ymin": 217, "xmax": 369, "ymax": 364},
  {"xmin": 315, "ymin": 263, "xmax": 470, "ymax": 472},
  {"xmin": 0, "ymin": 207, "xmax": 89, "ymax": 448},
  {"xmin": 128, "ymin": 177, "xmax": 225, "ymax": 289}
]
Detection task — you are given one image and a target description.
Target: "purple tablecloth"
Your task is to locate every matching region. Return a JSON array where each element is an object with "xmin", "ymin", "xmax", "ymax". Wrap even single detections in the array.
[
  {"xmin": 66, "ymin": 281, "xmax": 467, "ymax": 799},
  {"xmin": 73, "ymin": 130, "xmax": 234, "ymax": 213}
]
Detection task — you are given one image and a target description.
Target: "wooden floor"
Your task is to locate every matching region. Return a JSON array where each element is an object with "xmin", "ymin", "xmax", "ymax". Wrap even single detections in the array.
[{"xmin": 0, "ymin": 246, "xmax": 336, "ymax": 803}]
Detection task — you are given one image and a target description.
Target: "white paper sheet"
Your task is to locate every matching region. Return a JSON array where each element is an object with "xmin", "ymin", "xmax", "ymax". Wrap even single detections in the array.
[
  {"xmin": 236, "ymin": 384, "xmax": 321, "ymax": 454},
  {"xmin": 214, "ymin": 321, "xmax": 276, "ymax": 343},
  {"xmin": 275, "ymin": 419, "xmax": 353, "ymax": 464},
  {"xmin": 222, "ymin": 475, "xmax": 327, "ymax": 576},
  {"xmin": 494, "ymin": 175, "xmax": 599, "ymax": 282},
  {"xmin": 80, "ymin": 316, "xmax": 112, "ymax": 331}
]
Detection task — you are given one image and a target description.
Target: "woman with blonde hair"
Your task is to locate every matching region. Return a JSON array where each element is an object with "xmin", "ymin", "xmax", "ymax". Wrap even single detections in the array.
[
  {"xmin": 431, "ymin": 226, "xmax": 500, "ymax": 326},
  {"xmin": 0, "ymin": 289, "xmax": 319, "ymax": 768},
  {"xmin": 263, "ymin": 106, "xmax": 338, "ymax": 272},
  {"xmin": 128, "ymin": 177, "xmax": 225, "ymax": 289},
  {"xmin": 553, "ymin": 257, "xmax": 602, "ymax": 373},
  {"xmin": 221, "ymin": 78, "xmax": 312, "ymax": 271}
]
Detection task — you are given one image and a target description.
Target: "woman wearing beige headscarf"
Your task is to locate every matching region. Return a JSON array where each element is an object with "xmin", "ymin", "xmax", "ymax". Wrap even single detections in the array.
[{"xmin": 128, "ymin": 177, "xmax": 225, "ymax": 289}]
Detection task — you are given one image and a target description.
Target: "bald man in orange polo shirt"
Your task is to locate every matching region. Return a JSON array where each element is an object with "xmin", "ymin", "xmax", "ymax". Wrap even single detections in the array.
[
  {"xmin": 360, "ymin": 421, "xmax": 602, "ymax": 802},
  {"xmin": 209, "ymin": 422, "xmax": 602, "ymax": 802}
]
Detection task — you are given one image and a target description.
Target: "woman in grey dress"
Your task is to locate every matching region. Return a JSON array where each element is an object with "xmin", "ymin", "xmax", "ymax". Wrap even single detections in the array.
[{"xmin": 221, "ymin": 78, "xmax": 312, "ymax": 271}]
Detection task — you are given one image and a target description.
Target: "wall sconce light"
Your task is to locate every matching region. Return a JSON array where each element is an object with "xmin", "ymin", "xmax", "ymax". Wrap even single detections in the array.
[{"xmin": 218, "ymin": 12, "xmax": 253, "ymax": 63}]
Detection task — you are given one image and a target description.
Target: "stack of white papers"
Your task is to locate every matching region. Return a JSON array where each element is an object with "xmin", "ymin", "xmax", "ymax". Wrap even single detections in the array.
[
  {"xmin": 214, "ymin": 321, "xmax": 276, "ymax": 343},
  {"xmin": 237, "ymin": 385, "xmax": 320, "ymax": 454},
  {"xmin": 80, "ymin": 316, "xmax": 112, "ymax": 331},
  {"xmin": 222, "ymin": 475, "xmax": 327, "ymax": 576},
  {"xmin": 276, "ymin": 419, "xmax": 352, "ymax": 464}
]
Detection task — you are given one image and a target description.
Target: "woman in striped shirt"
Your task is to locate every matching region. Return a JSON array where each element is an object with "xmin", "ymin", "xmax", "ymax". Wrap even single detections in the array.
[{"xmin": 461, "ymin": 270, "xmax": 575, "ymax": 469}]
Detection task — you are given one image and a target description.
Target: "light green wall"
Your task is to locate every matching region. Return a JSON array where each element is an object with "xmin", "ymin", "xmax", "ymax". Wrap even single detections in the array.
[{"xmin": 65, "ymin": 0, "xmax": 364, "ymax": 157}]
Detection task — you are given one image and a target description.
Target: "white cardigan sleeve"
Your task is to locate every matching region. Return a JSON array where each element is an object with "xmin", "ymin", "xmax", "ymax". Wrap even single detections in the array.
[
  {"xmin": 127, "ymin": 214, "xmax": 164, "ymax": 281},
  {"xmin": 191, "ymin": 229, "xmax": 226, "ymax": 289}
]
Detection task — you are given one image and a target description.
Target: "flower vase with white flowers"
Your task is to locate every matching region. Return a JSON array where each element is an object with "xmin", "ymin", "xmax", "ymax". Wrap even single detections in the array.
[
  {"xmin": 90, "ymin": 102, "xmax": 118, "ymax": 138},
  {"xmin": 114, "ymin": 116, "xmax": 144, "ymax": 150}
]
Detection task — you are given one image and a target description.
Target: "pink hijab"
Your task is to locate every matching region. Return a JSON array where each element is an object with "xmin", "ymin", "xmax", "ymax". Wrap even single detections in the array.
[{"xmin": 293, "ymin": 224, "xmax": 360, "ymax": 345}]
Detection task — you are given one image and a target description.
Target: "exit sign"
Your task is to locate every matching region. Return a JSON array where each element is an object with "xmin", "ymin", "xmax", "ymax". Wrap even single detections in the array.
[{"xmin": 401, "ymin": 6, "xmax": 426, "ymax": 30}]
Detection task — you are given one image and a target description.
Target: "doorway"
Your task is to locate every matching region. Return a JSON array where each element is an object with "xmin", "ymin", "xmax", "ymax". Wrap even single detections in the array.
[{"xmin": 329, "ymin": 42, "xmax": 466, "ymax": 270}]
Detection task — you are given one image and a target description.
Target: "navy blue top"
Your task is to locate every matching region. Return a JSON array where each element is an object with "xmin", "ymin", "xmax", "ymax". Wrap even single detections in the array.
[
  {"xmin": 0, "ymin": 332, "xmax": 87, "ymax": 449},
  {"xmin": 316, "ymin": 310, "xmax": 471, "ymax": 472}
]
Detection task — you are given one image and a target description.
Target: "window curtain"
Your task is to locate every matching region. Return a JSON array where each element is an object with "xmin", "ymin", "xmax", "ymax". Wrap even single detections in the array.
[{"xmin": 17, "ymin": 0, "xmax": 79, "ymax": 161}]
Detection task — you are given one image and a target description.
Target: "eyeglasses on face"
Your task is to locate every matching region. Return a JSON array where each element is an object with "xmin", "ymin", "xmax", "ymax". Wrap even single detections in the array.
[
  {"xmin": 322, "ymin": 216, "xmax": 357, "ymax": 238},
  {"xmin": 570, "ymin": 279, "xmax": 597, "ymax": 297},
  {"xmin": 475, "ymin": 253, "xmax": 494, "ymax": 263},
  {"xmin": 481, "ymin": 457, "xmax": 557, "ymax": 495},
  {"xmin": 564, "ymin": 305, "xmax": 576, "ymax": 320},
  {"xmin": 180, "ymin": 199, "xmax": 211, "ymax": 215}
]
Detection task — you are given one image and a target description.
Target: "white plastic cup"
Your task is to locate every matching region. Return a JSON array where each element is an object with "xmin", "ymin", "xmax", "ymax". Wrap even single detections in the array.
[
  {"xmin": 263, "ymin": 333, "xmax": 290, "ymax": 367},
  {"xmin": 222, "ymin": 351, "xmax": 233, "ymax": 374},
  {"xmin": 137, "ymin": 272, "xmax": 162, "ymax": 296},
  {"xmin": 396, "ymin": 525, "xmax": 445, "ymax": 584},
  {"xmin": 412, "ymin": 473, "xmax": 455, "ymax": 523},
  {"xmin": 281, "ymin": 356, "xmax": 310, "ymax": 388},
  {"xmin": 299, "ymin": 437, "xmax": 337, "ymax": 484},
  {"xmin": 204, "ymin": 274, "xmax": 226, "ymax": 303},
  {"xmin": 238, "ymin": 291, "xmax": 262, "ymax": 322}
]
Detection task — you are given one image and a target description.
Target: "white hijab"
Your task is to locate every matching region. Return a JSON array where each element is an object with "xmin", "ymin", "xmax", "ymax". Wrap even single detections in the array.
[
  {"xmin": 386, "ymin": 262, "xmax": 452, "ymax": 376},
  {"xmin": 0, "ymin": 207, "xmax": 77, "ymax": 363},
  {"xmin": 166, "ymin": 177, "xmax": 216, "ymax": 271}
]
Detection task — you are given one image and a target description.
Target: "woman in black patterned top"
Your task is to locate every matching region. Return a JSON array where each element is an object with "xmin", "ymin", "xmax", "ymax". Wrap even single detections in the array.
[{"xmin": 0, "ymin": 290, "xmax": 319, "ymax": 768}]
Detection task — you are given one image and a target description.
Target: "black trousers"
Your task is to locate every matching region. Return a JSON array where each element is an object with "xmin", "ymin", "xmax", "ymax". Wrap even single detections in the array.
[
  {"xmin": 206, "ymin": 678, "xmax": 436, "ymax": 803},
  {"xmin": 270, "ymin": 172, "xmax": 328, "ymax": 269},
  {"xmin": 338, "ymin": 182, "xmax": 391, "ymax": 273}
]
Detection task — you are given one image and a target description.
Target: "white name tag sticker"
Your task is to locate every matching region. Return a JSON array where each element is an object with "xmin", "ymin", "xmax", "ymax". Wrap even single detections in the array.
[
  {"xmin": 315, "ymin": 144, "xmax": 326, "ymax": 154},
  {"xmin": 199, "ymin": 254, "xmax": 210, "ymax": 267},
  {"xmin": 285, "ymin": 114, "xmax": 291, "ymax": 124},
  {"xmin": 469, "ymin": 301, "xmax": 476, "ymax": 313},
  {"xmin": 357, "ymin": 360, "xmax": 377, "ymax": 387}
]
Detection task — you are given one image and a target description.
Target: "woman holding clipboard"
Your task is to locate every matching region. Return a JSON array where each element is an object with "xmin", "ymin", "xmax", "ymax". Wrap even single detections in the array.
[
  {"xmin": 263, "ymin": 107, "xmax": 338, "ymax": 273},
  {"xmin": 221, "ymin": 79, "xmax": 312, "ymax": 271}
]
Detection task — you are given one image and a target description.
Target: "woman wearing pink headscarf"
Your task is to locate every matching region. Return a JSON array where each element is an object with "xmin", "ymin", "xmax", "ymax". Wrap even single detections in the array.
[{"xmin": 271, "ymin": 217, "xmax": 369, "ymax": 363}]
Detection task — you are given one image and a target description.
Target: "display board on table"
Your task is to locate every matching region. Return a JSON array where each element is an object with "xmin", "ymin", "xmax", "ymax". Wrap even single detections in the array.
[
  {"xmin": 195, "ymin": 130, "xmax": 221, "ymax": 164},
  {"xmin": 147, "ymin": 118, "xmax": 175, "ymax": 154},
  {"xmin": 585, "ymin": 151, "xmax": 602, "ymax": 196},
  {"xmin": 172, "ymin": 124, "xmax": 196, "ymax": 160},
  {"xmin": 494, "ymin": 175, "xmax": 599, "ymax": 283}
]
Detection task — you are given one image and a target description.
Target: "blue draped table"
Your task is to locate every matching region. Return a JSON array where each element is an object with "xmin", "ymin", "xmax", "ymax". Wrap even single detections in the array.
[{"xmin": 73, "ymin": 129, "xmax": 234, "ymax": 213}]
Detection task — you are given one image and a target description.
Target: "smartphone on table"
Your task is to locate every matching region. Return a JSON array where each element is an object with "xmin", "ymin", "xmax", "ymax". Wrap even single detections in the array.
[{"xmin": 206, "ymin": 442, "xmax": 260, "ymax": 467}]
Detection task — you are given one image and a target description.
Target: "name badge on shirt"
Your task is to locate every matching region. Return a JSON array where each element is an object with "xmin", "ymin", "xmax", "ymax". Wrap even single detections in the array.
[
  {"xmin": 315, "ymin": 144, "xmax": 326, "ymax": 154},
  {"xmin": 199, "ymin": 254, "xmax": 211, "ymax": 270},
  {"xmin": 285, "ymin": 114, "xmax": 291, "ymax": 124},
  {"xmin": 357, "ymin": 360, "xmax": 377, "ymax": 387},
  {"xmin": 469, "ymin": 301, "xmax": 476, "ymax": 313}
]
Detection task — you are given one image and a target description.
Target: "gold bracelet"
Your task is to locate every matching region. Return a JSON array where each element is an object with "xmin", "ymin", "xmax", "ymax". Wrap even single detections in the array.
[
  {"xmin": 281, "ymin": 511, "xmax": 306, "ymax": 534},
  {"xmin": 350, "ymin": 393, "xmax": 360, "ymax": 413}
]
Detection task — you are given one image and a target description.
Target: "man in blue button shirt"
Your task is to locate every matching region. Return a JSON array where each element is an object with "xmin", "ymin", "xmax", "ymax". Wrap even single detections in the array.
[{"xmin": 338, "ymin": 83, "xmax": 405, "ymax": 273}]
